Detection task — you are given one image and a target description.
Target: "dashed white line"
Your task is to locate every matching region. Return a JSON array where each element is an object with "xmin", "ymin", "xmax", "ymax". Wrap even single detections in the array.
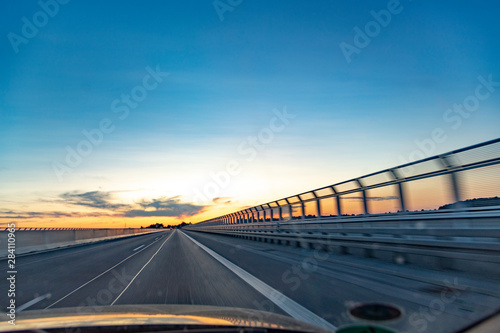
[
  {"xmin": 181, "ymin": 231, "xmax": 337, "ymax": 331},
  {"xmin": 111, "ymin": 231, "xmax": 175, "ymax": 305},
  {"xmin": 44, "ymin": 233, "xmax": 168, "ymax": 309},
  {"xmin": 18, "ymin": 293, "xmax": 52, "ymax": 312},
  {"xmin": 133, "ymin": 245, "xmax": 145, "ymax": 251}
]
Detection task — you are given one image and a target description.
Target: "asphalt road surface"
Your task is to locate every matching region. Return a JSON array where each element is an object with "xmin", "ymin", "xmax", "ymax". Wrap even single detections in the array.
[{"xmin": 2, "ymin": 229, "xmax": 499, "ymax": 332}]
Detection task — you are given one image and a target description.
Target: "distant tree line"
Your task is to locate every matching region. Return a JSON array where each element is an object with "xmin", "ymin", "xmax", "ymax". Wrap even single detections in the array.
[
  {"xmin": 141, "ymin": 221, "xmax": 191, "ymax": 229},
  {"xmin": 439, "ymin": 197, "xmax": 500, "ymax": 210}
]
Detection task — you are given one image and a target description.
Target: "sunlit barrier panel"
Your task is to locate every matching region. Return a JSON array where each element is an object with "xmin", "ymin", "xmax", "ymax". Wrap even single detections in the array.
[
  {"xmin": 458, "ymin": 165, "xmax": 500, "ymax": 206},
  {"xmin": 404, "ymin": 175, "xmax": 453, "ymax": 212},
  {"xmin": 304, "ymin": 200, "xmax": 317, "ymax": 218},
  {"xmin": 366, "ymin": 185, "xmax": 401, "ymax": 214},
  {"xmin": 339, "ymin": 194, "xmax": 365, "ymax": 216},
  {"xmin": 319, "ymin": 197, "xmax": 337, "ymax": 217}
]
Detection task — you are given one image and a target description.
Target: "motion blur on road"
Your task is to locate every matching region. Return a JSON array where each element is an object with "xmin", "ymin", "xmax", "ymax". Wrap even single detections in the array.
[{"xmin": 1, "ymin": 224, "xmax": 498, "ymax": 332}]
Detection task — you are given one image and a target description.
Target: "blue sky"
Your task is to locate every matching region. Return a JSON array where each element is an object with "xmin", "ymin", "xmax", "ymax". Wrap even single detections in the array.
[{"xmin": 1, "ymin": 0, "xmax": 499, "ymax": 227}]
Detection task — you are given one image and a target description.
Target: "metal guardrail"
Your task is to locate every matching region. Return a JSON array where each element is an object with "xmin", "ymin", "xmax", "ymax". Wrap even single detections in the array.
[
  {"xmin": 187, "ymin": 208, "xmax": 500, "ymax": 278},
  {"xmin": 190, "ymin": 138, "xmax": 500, "ymax": 227}
]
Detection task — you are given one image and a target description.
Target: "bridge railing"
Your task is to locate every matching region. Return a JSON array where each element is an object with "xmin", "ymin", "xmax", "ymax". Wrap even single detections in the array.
[{"xmin": 192, "ymin": 138, "xmax": 500, "ymax": 227}]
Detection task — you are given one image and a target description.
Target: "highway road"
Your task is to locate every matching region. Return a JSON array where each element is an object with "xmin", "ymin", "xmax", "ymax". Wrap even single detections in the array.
[{"xmin": 2, "ymin": 229, "xmax": 500, "ymax": 332}]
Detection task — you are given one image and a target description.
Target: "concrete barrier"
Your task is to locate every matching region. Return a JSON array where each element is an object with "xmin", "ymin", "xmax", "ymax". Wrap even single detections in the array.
[{"xmin": 0, "ymin": 228, "xmax": 161, "ymax": 258}]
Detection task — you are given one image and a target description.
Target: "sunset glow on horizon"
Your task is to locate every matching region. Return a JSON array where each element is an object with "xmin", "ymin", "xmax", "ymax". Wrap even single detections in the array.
[{"xmin": 2, "ymin": 1, "xmax": 500, "ymax": 228}]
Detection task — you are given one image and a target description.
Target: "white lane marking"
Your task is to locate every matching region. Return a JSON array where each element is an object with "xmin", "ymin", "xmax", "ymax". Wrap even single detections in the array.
[
  {"xmin": 181, "ymin": 232, "xmax": 336, "ymax": 331},
  {"xmin": 18, "ymin": 293, "xmax": 52, "ymax": 312},
  {"xmin": 133, "ymin": 245, "xmax": 145, "ymax": 251},
  {"xmin": 111, "ymin": 231, "xmax": 175, "ymax": 305},
  {"xmin": 44, "ymin": 232, "xmax": 169, "ymax": 309}
]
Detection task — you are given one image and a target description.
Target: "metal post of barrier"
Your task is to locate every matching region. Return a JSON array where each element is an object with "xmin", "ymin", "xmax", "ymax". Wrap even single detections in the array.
[
  {"xmin": 332, "ymin": 186, "xmax": 342, "ymax": 216},
  {"xmin": 299, "ymin": 197, "xmax": 305, "ymax": 220},
  {"xmin": 390, "ymin": 169, "xmax": 406, "ymax": 213},
  {"xmin": 285, "ymin": 198, "xmax": 292, "ymax": 221},
  {"xmin": 313, "ymin": 191, "xmax": 321, "ymax": 219},
  {"xmin": 440, "ymin": 154, "xmax": 462, "ymax": 204},
  {"xmin": 356, "ymin": 178, "xmax": 369, "ymax": 215},
  {"xmin": 267, "ymin": 204, "xmax": 273, "ymax": 222}
]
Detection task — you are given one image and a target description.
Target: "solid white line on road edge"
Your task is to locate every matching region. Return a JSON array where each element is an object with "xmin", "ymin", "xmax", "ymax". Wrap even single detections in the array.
[
  {"xmin": 44, "ymin": 231, "xmax": 169, "ymax": 309},
  {"xmin": 18, "ymin": 293, "xmax": 52, "ymax": 312},
  {"xmin": 133, "ymin": 245, "xmax": 145, "ymax": 251},
  {"xmin": 181, "ymin": 232, "xmax": 337, "ymax": 331},
  {"xmin": 111, "ymin": 231, "xmax": 175, "ymax": 306}
]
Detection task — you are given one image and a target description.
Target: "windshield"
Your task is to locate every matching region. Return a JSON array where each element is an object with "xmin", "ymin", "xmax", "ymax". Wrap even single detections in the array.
[{"xmin": 1, "ymin": 1, "xmax": 500, "ymax": 332}]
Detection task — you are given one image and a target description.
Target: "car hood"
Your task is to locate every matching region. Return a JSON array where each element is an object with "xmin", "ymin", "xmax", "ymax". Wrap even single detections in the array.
[{"xmin": 1, "ymin": 304, "xmax": 334, "ymax": 332}]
